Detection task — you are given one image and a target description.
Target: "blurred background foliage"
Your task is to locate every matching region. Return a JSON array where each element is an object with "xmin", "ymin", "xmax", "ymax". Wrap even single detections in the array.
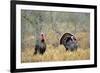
[{"xmin": 21, "ymin": 10, "xmax": 90, "ymax": 50}]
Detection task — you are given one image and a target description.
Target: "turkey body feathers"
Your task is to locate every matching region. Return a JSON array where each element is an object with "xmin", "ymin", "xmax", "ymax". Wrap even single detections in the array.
[
  {"xmin": 60, "ymin": 33, "xmax": 73, "ymax": 44},
  {"xmin": 60, "ymin": 33, "xmax": 78, "ymax": 51},
  {"xmin": 34, "ymin": 40, "xmax": 46, "ymax": 55}
]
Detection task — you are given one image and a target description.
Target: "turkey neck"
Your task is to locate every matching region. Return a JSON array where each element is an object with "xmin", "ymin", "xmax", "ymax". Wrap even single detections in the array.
[{"xmin": 41, "ymin": 39, "xmax": 45, "ymax": 43}]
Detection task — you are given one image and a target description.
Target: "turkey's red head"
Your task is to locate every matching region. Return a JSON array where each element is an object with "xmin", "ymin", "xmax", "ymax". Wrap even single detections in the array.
[{"xmin": 40, "ymin": 33, "xmax": 45, "ymax": 42}]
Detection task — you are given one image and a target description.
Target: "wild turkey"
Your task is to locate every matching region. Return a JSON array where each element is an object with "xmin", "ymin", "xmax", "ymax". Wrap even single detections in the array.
[
  {"xmin": 34, "ymin": 33, "xmax": 46, "ymax": 55},
  {"xmin": 60, "ymin": 33, "xmax": 78, "ymax": 51}
]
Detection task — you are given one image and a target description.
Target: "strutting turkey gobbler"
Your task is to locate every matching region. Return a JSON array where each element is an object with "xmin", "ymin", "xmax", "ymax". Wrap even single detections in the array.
[
  {"xmin": 60, "ymin": 33, "xmax": 78, "ymax": 51},
  {"xmin": 34, "ymin": 33, "xmax": 46, "ymax": 55}
]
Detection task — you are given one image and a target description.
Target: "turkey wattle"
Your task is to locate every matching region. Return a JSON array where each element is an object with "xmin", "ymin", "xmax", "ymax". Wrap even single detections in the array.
[
  {"xmin": 60, "ymin": 33, "xmax": 78, "ymax": 51},
  {"xmin": 34, "ymin": 33, "xmax": 46, "ymax": 55}
]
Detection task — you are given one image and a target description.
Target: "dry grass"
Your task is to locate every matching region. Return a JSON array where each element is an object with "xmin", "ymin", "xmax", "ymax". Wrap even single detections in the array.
[
  {"xmin": 21, "ymin": 44, "xmax": 90, "ymax": 63},
  {"xmin": 75, "ymin": 32, "xmax": 90, "ymax": 49}
]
